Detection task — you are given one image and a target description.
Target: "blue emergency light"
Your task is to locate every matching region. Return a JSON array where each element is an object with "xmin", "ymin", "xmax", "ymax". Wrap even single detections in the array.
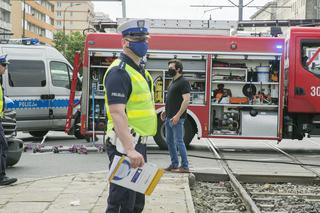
[
  {"xmin": 21, "ymin": 38, "xmax": 40, "ymax": 45},
  {"xmin": 276, "ymin": 45, "xmax": 283, "ymax": 49},
  {"xmin": 2, "ymin": 38, "xmax": 40, "ymax": 45}
]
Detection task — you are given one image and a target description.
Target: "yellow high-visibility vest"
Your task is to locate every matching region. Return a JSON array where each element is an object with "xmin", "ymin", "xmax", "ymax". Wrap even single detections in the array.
[{"xmin": 103, "ymin": 59, "xmax": 157, "ymax": 136}]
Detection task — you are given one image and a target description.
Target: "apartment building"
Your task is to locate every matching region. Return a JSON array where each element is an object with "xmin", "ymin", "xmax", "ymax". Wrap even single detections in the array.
[
  {"xmin": 251, "ymin": 0, "xmax": 320, "ymax": 20},
  {"xmin": 11, "ymin": 0, "xmax": 55, "ymax": 45},
  {"xmin": 0, "ymin": 0, "xmax": 11, "ymax": 39},
  {"xmin": 55, "ymin": 1, "xmax": 94, "ymax": 34},
  {"xmin": 249, "ymin": 0, "xmax": 320, "ymax": 35}
]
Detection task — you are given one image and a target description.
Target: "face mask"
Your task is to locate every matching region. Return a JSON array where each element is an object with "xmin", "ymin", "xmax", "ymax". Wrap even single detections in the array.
[
  {"xmin": 128, "ymin": 41, "xmax": 148, "ymax": 57},
  {"xmin": 168, "ymin": 68, "xmax": 176, "ymax": 77}
]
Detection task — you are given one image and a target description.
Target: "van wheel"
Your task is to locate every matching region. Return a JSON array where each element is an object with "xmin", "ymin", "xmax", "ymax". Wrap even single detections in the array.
[
  {"xmin": 29, "ymin": 131, "xmax": 48, "ymax": 138},
  {"xmin": 153, "ymin": 117, "xmax": 195, "ymax": 150}
]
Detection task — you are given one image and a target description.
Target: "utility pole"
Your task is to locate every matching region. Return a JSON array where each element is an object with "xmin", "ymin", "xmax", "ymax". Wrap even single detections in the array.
[
  {"xmin": 22, "ymin": 0, "xmax": 26, "ymax": 38},
  {"xmin": 191, "ymin": 0, "xmax": 291, "ymax": 21},
  {"xmin": 122, "ymin": 0, "xmax": 126, "ymax": 18},
  {"xmin": 238, "ymin": 0, "xmax": 243, "ymax": 21}
]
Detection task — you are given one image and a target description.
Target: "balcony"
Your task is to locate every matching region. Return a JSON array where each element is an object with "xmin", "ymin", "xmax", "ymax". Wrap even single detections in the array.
[
  {"xmin": 0, "ymin": 1, "xmax": 11, "ymax": 11},
  {"xmin": 0, "ymin": 20, "xmax": 11, "ymax": 31}
]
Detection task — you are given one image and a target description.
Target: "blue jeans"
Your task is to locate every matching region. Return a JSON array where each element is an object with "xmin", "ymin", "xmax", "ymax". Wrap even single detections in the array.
[{"xmin": 165, "ymin": 118, "xmax": 189, "ymax": 169}]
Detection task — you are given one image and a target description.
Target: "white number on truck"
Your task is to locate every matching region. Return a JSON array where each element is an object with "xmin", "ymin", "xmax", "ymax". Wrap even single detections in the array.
[{"xmin": 311, "ymin": 86, "xmax": 320, "ymax": 96}]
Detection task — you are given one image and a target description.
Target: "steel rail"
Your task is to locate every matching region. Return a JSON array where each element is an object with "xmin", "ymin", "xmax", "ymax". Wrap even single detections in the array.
[
  {"xmin": 263, "ymin": 142, "xmax": 320, "ymax": 178},
  {"xmin": 206, "ymin": 138, "xmax": 261, "ymax": 213}
]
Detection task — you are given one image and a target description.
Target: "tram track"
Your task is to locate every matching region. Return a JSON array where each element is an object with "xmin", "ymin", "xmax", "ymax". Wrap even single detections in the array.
[
  {"xmin": 262, "ymin": 141, "xmax": 320, "ymax": 178},
  {"xmin": 205, "ymin": 138, "xmax": 260, "ymax": 213},
  {"xmin": 191, "ymin": 139, "xmax": 320, "ymax": 213}
]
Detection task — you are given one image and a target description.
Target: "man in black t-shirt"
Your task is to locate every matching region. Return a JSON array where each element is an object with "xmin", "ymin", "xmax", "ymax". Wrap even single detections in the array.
[{"xmin": 160, "ymin": 59, "xmax": 191, "ymax": 173}]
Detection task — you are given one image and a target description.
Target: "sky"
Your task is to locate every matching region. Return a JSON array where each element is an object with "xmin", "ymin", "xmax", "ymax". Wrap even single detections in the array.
[{"xmin": 92, "ymin": 0, "xmax": 274, "ymax": 21}]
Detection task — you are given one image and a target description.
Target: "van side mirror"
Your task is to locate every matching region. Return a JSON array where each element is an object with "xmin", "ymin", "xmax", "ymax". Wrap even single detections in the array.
[{"xmin": 41, "ymin": 80, "xmax": 46, "ymax": 87}]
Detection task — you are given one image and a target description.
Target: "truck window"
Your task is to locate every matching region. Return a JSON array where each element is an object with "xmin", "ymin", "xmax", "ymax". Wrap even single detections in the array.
[
  {"xmin": 50, "ymin": 61, "xmax": 71, "ymax": 88},
  {"xmin": 7, "ymin": 60, "xmax": 46, "ymax": 87},
  {"xmin": 301, "ymin": 40, "xmax": 320, "ymax": 77}
]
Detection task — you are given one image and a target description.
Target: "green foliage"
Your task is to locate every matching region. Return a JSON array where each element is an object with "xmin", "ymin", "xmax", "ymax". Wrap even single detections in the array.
[{"xmin": 53, "ymin": 31, "xmax": 85, "ymax": 67}]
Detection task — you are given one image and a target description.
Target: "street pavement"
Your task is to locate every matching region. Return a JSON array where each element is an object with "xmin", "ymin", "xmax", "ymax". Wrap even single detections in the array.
[
  {"xmin": 1, "ymin": 131, "xmax": 195, "ymax": 213},
  {"xmin": 2, "ymin": 131, "xmax": 320, "ymax": 212},
  {"xmin": 0, "ymin": 172, "xmax": 195, "ymax": 213}
]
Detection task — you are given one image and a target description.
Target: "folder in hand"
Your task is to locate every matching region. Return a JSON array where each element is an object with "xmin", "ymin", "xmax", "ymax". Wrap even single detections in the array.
[{"xmin": 108, "ymin": 155, "xmax": 164, "ymax": 195}]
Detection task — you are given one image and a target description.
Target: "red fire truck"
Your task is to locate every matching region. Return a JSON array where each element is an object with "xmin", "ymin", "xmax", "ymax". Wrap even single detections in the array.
[{"xmin": 70, "ymin": 27, "xmax": 320, "ymax": 149}]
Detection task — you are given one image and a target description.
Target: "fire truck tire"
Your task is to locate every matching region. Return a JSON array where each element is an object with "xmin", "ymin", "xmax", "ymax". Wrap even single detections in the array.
[
  {"xmin": 153, "ymin": 117, "xmax": 195, "ymax": 150},
  {"xmin": 29, "ymin": 131, "xmax": 48, "ymax": 138},
  {"xmin": 74, "ymin": 129, "xmax": 85, "ymax": 139}
]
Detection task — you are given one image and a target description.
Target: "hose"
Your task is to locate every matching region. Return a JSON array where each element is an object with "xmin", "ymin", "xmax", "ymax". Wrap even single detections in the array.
[{"xmin": 148, "ymin": 152, "xmax": 320, "ymax": 167}]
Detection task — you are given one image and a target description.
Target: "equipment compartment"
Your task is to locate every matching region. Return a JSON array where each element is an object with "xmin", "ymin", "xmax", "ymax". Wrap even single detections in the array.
[
  {"xmin": 86, "ymin": 51, "xmax": 119, "ymax": 133},
  {"xmin": 145, "ymin": 53, "xmax": 207, "ymax": 105},
  {"xmin": 210, "ymin": 53, "xmax": 281, "ymax": 138}
]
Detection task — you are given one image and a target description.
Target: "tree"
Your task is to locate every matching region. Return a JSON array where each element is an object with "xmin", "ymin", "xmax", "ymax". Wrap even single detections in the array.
[{"xmin": 53, "ymin": 31, "xmax": 85, "ymax": 66}]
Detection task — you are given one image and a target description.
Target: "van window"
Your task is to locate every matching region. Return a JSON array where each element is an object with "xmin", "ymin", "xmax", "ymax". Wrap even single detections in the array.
[
  {"xmin": 8, "ymin": 60, "xmax": 46, "ymax": 87},
  {"xmin": 50, "ymin": 61, "xmax": 71, "ymax": 88}
]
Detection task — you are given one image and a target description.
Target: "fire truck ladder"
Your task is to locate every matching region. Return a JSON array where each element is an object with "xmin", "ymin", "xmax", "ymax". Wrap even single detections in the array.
[
  {"xmin": 238, "ymin": 19, "xmax": 320, "ymax": 28},
  {"xmin": 65, "ymin": 51, "xmax": 82, "ymax": 134}
]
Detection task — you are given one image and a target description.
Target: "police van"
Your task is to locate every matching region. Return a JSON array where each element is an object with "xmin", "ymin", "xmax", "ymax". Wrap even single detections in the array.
[{"xmin": 0, "ymin": 38, "xmax": 82, "ymax": 138}]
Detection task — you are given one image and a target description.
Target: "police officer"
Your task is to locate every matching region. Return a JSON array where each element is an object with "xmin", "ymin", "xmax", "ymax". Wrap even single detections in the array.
[
  {"xmin": 0, "ymin": 55, "xmax": 17, "ymax": 186},
  {"xmin": 103, "ymin": 19, "xmax": 157, "ymax": 213}
]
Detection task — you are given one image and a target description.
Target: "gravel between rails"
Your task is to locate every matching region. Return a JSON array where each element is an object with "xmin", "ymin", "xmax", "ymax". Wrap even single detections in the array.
[{"xmin": 191, "ymin": 181, "xmax": 320, "ymax": 213}]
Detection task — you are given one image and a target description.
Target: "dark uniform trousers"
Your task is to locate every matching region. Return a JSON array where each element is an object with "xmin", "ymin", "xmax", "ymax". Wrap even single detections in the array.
[
  {"xmin": 0, "ymin": 122, "xmax": 8, "ymax": 178},
  {"xmin": 106, "ymin": 140, "xmax": 147, "ymax": 213}
]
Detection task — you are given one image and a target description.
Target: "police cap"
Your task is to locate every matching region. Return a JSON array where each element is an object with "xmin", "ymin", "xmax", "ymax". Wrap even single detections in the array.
[
  {"xmin": 0, "ymin": 55, "xmax": 9, "ymax": 65},
  {"xmin": 117, "ymin": 19, "xmax": 150, "ymax": 37}
]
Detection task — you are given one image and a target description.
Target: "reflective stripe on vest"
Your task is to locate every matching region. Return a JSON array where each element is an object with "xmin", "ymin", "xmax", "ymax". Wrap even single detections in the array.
[{"xmin": 103, "ymin": 59, "xmax": 157, "ymax": 136}]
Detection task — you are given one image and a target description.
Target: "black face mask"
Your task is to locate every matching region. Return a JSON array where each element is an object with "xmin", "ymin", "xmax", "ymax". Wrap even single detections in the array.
[{"xmin": 167, "ymin": 68, "xmax": 176, "ymax": 77}]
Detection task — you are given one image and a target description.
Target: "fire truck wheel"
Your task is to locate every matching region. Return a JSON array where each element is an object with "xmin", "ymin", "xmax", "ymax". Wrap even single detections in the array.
[
  {"xmin": 153, "ymin": 117, "xmax": 195, "ymax": 150},
  {"xmin": 74, "ymin": 128, "xmax": 85, "ymax": 139},
  {"xmin": 29, "ymin": 131, "xmax": 48, "ymax": 138}
]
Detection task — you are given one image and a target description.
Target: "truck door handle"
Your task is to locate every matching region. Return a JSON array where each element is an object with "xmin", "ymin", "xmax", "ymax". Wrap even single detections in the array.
[
  {"xmin": 294, "ymin": 87, "xmax": 305, "ymax": 96},
  {"xmin": 40, "ymin": 94, "xmax": 55, "ymax": 99}
]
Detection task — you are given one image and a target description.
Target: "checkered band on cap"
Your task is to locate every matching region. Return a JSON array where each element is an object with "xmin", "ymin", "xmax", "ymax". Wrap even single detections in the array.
[{"xmin": 117, "ymin": 19, "xmax": 150, "ymax": 36}]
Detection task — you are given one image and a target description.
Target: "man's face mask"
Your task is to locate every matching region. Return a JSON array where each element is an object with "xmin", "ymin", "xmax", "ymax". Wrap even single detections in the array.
[
  {"xmin": 167, "ymin": 68, "xmax": 176, "ymax": 77},
  {"xmin": 125, "ymin": 35, "xmax": 149, "ymax": 57}
]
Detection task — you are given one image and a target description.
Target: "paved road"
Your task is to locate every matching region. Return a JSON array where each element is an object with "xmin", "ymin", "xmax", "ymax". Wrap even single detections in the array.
[
  {"xmin": 6, "ymin": 131, "xmax": 173, "ymax": 179},
  {"xmin": 6, "ymin": 131, "xmax": 320, "ymax": 180}
]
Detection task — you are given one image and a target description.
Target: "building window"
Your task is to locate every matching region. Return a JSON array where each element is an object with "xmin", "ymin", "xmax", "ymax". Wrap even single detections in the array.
[
  {"xmin": 57, "ymin": 11, "xmax": 61, "ymax": 17},
  {"xmin": 70, "ymin": 12, "xmax": 73, "ymax": 17},
  {"xmin": 57, "ymin": 21, "xmax": 61, "ymax": 26},
  {"xmin": 0, "ymin": 9, "xmax": 10, "ymax": 23},
  {"xmin": 57, "ymin": 1, "xmax": 61, "ymax": 7}
]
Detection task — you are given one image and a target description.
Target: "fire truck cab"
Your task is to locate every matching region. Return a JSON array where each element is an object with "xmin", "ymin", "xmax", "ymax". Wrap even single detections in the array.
[
  {"xmin": 285, "ymin": 27, "xmax": 320, "ymax": 139},
  {"xmin": 79, "ymin": 27, "xmax": 320, "ymax": 149}
]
